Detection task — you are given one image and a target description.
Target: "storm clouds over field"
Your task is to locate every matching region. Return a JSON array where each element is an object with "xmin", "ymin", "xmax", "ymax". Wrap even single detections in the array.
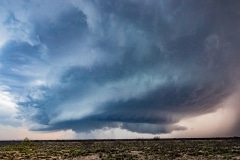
[{"xmin": 0, "ymin": 0, "xmax": 240, "ymax": 138}]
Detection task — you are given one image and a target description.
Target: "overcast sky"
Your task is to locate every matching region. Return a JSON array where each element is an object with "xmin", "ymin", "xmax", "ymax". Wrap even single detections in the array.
[{"xmin": 0, "ymin": 0, "xmax": 240, "ymax": 140}]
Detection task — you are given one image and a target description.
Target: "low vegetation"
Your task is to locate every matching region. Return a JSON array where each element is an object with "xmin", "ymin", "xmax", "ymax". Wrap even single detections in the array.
[{"xmin": 0, "ymin": 138, "xmax": 239, "ymax": 159}]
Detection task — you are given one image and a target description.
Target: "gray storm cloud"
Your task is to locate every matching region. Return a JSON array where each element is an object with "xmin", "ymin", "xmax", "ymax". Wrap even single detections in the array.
[{"xmin": 0, "ymin": 0, "xmax": 240, "ymax": 135}]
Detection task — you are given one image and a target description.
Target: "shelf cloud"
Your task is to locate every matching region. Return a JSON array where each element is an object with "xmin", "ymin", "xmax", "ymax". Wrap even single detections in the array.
[{"xmin": 0, "ymin": 0, "xmax": 240, "ymax": 136}]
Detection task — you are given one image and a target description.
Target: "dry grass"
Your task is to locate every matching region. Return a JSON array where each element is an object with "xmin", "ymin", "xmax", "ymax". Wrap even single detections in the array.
[{"xmin": 0, "ymin": 138, "xmax": 239, "ymax": 160}]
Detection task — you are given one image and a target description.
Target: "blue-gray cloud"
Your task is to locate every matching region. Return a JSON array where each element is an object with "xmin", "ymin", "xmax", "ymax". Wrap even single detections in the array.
[{"xmin": 0, "ymin": 0, "xmax": 240, "ymax": 135}]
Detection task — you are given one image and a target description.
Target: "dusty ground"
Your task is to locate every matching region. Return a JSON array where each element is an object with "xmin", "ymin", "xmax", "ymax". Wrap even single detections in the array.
[{"xmin": 0, "ymin": 138, "xmax": 240, "ymax": 159}]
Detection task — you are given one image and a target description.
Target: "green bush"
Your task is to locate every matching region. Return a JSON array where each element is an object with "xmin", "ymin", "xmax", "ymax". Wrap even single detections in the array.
[{"xmin": 21, "ymin": 137, "xmax": 33, "ymax": 146}]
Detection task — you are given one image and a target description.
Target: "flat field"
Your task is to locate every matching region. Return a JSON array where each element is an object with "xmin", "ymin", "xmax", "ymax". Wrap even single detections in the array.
[{"xmin": 0, "ymin": 138, "xmax": 240, "ymax": 160}]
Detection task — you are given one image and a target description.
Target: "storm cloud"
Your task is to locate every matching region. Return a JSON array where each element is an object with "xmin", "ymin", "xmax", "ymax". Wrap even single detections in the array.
[{"xmin": 1, "ymin": 0, "xmax": 240, "ymax": 135}]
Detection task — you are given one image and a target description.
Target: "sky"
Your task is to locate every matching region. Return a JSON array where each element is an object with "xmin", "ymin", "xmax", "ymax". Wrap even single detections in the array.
[{"xmin": 0, "ymin": 0, "xmax": 240, "ymax": 140}]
